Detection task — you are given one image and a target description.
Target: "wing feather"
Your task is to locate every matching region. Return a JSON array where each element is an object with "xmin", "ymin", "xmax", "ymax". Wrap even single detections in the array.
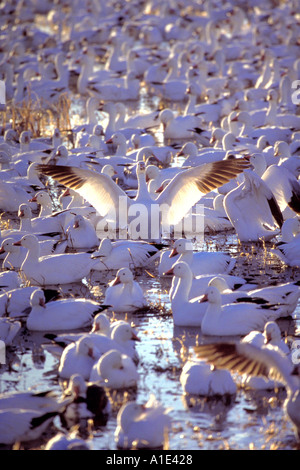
[
  {"xmin": 156, "ymin": 158, "xmax": 250, "ymax": 225},
  {"xmin": 37, "ymin": 165, "xmax": 128, "ymax": 217}
]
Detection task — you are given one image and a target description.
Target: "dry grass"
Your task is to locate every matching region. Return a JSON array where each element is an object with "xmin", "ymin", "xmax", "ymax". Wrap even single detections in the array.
[{"xmin": 2, "ymin": 88, "xmax": 72, "ymax": 139}]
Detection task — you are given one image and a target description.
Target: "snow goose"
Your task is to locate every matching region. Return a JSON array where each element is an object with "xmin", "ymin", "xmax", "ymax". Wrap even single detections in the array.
[
  {"xmin": 180, "ymin": 355, "xmax": 237, "ymax": 397},
  {"xmin": 58, "ymin": 335, "xmax": 99, "ymax": 380},
  {"xmin": 180, "ymin": 133, "xmax": 246, "ymax": 167},
  {"xmin": 242, "ymin": 321, "xmax": 291, "ymax": 390},
  {"xmin": 272, "ymin": 218, "xmax": 300, "ymax": 267},
  {"xmin": 0, "ymin": 237, "xmax": 65, "ymax": 270},
  {"xmin": 0, "ymin": 286, "xmax": 59, "ymax": 318},
  {"xmin": 103, "ymin": 267, "xmax": 147, "ymax": 313},
  {"xmin": 16, "ymin": 234, "xmax": 98, "ymax": 286},
  {"xmin": 37, "ymin": 158, "xmax": 249, "ymax": 241},
  {"xmin": 223, "ymin": 169, "xmax": 284, "ymax": 242},
  {"xmin": 65, "ymin": 214, "xmax": 99, "ymax": 250},
  {"xmin": 0, "ymin": 409, "xmax": 59, "ymax": 445},
  {"xmin": 91, "ymin": 238, "xmax": 160, "ymax": 270},
  {"xmin": 0, "ymin": 388, "xmax": 71, "ymax": 413},
  {"xmin": 159, "ymin": 108, "xmax": 207, "ymax": 141},
  {"xmin": 115, "ymin": 394, "xmax": 171, "ymax": 449},
  {"xmin": 89, "ymin": 349, "xmax": 139, "ymax": 389},
  {"xmin": 167, "ymin": 238, "xmax": 236, "ymax": 277},
  {"xmin": 200, "ymin": 286, "xmax": 283, "ymax": 337},
  {"xmin": 0, "ymin": 271, "xmax": 21, "ymax": 291},
  {"xmin": 0, "ymin": 318, "xmax": 21, "ymax": 345},
  {"xmin": 88, "ymin": 71, "xmax": 140, "ymax": 102},
  {"xmin": 208, "ymin": 276, "xmax": 300, "ymax": 317},
  {"xmin": 0, "ymin": 180, "xmax": 34, "ymax": 213},
  {"xmin": 164, "ymin": 261, "xmax": 212, "ymax": 327},
  {"xmin": 194, "ymin": 340, "xmax": 300, "ymax": 441},
  {"xmin": 262, "ymin": 156, "xmax": 300, "ymax": 217},
  {"xmin": 26, "ymin": 289, "xmax": 104, "ymax": 331}
]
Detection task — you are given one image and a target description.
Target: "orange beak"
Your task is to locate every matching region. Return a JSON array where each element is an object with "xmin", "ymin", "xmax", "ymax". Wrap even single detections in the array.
[
  {"xmin": 13, "ymin": 240, "xmax": 22, "ymax": 246},
  {"xmin": 163, "ymin": 268, "xmax": 174, "ymax": 275},
  {"xmin": 199, "ymin": 294, "xmax": 208, "ymax": 303},
  {"xmin": 111, "ymin": 276, "xmax": 121, "ymax": 286},
  {"xmin": 169, "ymin": 248, "xmax": 178, "ymax": 258}
]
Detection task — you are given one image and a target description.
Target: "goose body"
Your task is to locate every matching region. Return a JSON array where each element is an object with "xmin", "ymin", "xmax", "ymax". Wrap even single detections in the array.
[
  {"xmin": 89, "ymin": 349, "xmax": 139, "ymax": 389},
  {"xmin": 104, "ymin": 267, "xmax": 147, "ymax": 313},
  {"xmin": 115, "ymin": 395, "xmax": 171, "ymax": 449},
  {"xmin": 224, "ymin": 169, "xmax": 283, "ymax": 242},
  {"xmin": 200, "ymin": 286, "xmax": 283, "ymax": 337},
  {"xmin": 91, "ymin": 238, "xmax": 160, "ymax": 270},
  {"xmin": 26, "ymin": 289, "xmax": 103, "ymax": 331},
  {"xmin": 17, "ymin": 234, "xmax": 98, "ymax": 286},
  {"xmin": 160, "ymin": 238, "xmax": 236, "ymax": 277},
  {"xmin": 180, "ymin": 357, "xmax": 237, "ymax": 396}
]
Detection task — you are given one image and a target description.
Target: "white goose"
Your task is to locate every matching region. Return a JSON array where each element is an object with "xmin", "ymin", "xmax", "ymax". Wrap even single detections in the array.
[
  {"xmin": 272, "ymin": 217, "xmax": 300, "ymax": 267},
  {"xmin": 91, "ymin": 238, "xmax": 160, "ymax": 270},
  {"xmin": 208, "ymin": 276, "xmax": 300, "ymax": 317},
  {"xmin": 115, "ymin": 395, "xmax": 171, "ymax": 449},
  {"xmin": 38, "ymin": 158, "xmax": 249, "ymax": 241},
  {"xmin": 161, "ymin": 238, "xmax": 236, "ymax": 277},
  {"xmin": 242, "ymin": 321, "xmax": 291, "ymax": 390},
  {"xmin": 200, "ymin": 286, "xmax": 284, "ymax": 337},
  {"xmin": 0, "ymin": 286, "xmax": 59, "ymax": 318},
  {"xmin": 26, "ymin": 289, "xmax": 105, "ymax": 331},
  {"xmin": 223, "ymin": 169, "xmax": 284, "ymax": 242},
  {"xmin": 89, "ymin": 349, "xmax": 139, "ymax": 389},
  {"xmin": 16, "ymin": 234, "xmax": 99, "ymax": 286},
  {"xmin": 195, "ymin": 340, "xmax": 300, "ymax": 442},
  {"xmin": 58, "ymin": 335, "xmax": 99, "ymax": 380},
  {"xmin": 180, "ymin": 355, "xmax": 237, "ymax": 396},
  {"xmin": 262, "ymin": 156, "xmax": 300, "ymax": 218},
  {"xmin": 164, "ymin": 262, "xmax": 214, "ymax": 327},
  {"xmin": 0, "ymin": 409, "xmax": 60, "ymax": 445},
  {"xmin": 103, "ymin": 267, "xmax": 147, "ymax": 313},
  {"xmin": 65, "ymin": 214, "xmax": 99, "ymax": 249}
]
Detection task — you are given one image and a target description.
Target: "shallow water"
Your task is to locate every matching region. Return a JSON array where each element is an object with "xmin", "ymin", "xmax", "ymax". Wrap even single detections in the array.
[{"xmin": 0, "ymin": 232, "xmax": 299, "ymax": 451}]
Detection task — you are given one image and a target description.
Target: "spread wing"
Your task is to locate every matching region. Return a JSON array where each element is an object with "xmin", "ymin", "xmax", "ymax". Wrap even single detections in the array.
[
  {"xmin": 156, "ymin": 158, "xmax": 250, "ymax": 225},
  {"xmin": 194, "ymin": 341, "xmax": 293, "ymax": 385},
  {"xmin": 37, "ymin": 165, "xmax": 128, "ymax": 217}
]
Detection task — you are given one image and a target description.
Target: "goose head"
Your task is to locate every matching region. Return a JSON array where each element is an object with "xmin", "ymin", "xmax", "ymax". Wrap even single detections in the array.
[
  {"xmin": 76, "ymin": 335, "xmax": 97, "ymax": 359},
  {"xmin": 91, "ymin": 312, "xmax": 111, "ymax": 334},
  {"xmin": 14, "ymin": 233, "xmax": 39, "ymax": 251},
  {"xmin": 0, "ymin": 238, "xmax": 19, "ymax": 255},
  {"xmin": 93, "ymin": 238, "xmax": 113, "ymax": 259},
  {"xmin": 29, "ymin": 190, "xmax": 52, "ymax": 208},
  {"xmin": 111, "ymin": 322, "xmax": 140, "ymax": 343},
  {"xmin": 208, "ymin": 276, "xmax": 231, "ymax": 293},
  {"xmin": 164, "ymin": 260, "xmax": 193, "ymax": 278},
  {"xmin": 101, "ymin": 164, "xmax": 116, "ymax": 178},
  {"xmin": 169, "ymin": 238, "xmax": 193, "ymax": 258},
  {"xmin": 146, "ymin": 165, "xmax": 160, "ymax": 183},
  {"xmin": 200, "ymin": 286, "xmax": 222, "ymax": 305},
  {"xmin": 274, "ymin": 141, "xmax": 291, "ymax": 158},
  {"xmin": 264, "ymin": 321, "xmax": 281, "ymax": 345},
  {"xmin": 98, "ymin": 349, "xmax": 123, "ymax": 377},
  {"xmin": 18, "ymin": 203, "xmax": 32, "ymax": 219},
  {"xmin": 110, "ymin": 267, "xmax": 135, "ymax": 286},
  {"xmin": 66, "ymin": 373, "xmax": 87, "ymax": 399},
  {"xmin": 30, "ymin": 289, "xmax": 46, "ymax": 308}
]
